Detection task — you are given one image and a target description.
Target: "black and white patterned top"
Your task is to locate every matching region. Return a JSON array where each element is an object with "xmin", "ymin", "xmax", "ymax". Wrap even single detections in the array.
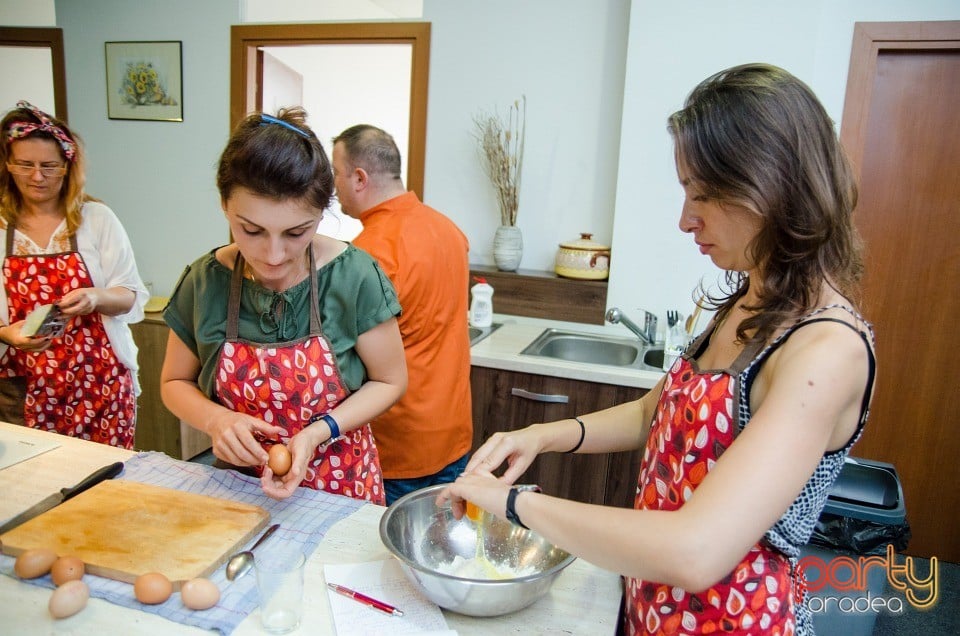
[{"xmin": 734, "ymin": 304, "xmax": 876, "ymax": 558}]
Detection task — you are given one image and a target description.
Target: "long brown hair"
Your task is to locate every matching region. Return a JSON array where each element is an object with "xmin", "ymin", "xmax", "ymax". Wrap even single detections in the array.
[
  {"xmin": 668, "ymin": 63, "xmax": 862, "ymax": 345},
  {"xmin": 0, "ymin": 105, "xmax": 88, "ymax": 236}
]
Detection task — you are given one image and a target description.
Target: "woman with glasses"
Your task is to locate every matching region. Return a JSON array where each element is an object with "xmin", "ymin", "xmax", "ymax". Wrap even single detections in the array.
[
  {"xmin": 0, "ymin": 101, "xmax": 148, "ymax": 447},
  {"xmin": 160, "ymin": 107, "xmax": 406, "ymax": 503}
]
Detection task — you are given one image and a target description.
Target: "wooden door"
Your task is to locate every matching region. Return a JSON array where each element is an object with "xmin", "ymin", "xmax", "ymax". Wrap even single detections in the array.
[{"xmin": 840, "ymin": 21, "xmax": 960, "ymax": 561}]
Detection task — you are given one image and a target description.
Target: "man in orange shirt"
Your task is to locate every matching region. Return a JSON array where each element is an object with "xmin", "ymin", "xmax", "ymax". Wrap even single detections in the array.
[{"xmin": 332, "ymin": 124, "xmax": 473, "ymax": 504}]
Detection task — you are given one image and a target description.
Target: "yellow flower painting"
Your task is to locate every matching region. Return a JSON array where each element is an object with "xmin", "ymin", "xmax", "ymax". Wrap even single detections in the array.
[{"xmin": 120, "ymin": 61, "xmax": 178, "ymax": 107}]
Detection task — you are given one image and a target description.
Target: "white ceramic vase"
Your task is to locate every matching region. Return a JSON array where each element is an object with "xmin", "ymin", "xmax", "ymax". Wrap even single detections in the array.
[{"xmin": 493, "ymin": 225, "xmax": 523, "ymax": 271}]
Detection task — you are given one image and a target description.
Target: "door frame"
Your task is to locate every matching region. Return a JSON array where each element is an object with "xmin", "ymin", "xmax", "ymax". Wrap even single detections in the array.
[
  {"xmin": 230, "ymin": 22, "xmax": 431, "ymax": 198},
  {"xmin": 0, "ymin": 26, "xmax": 68, "ymax": 121},
  {"xmin": 840, "ymin": 20, "xmax": 960, "ymax": 175}
]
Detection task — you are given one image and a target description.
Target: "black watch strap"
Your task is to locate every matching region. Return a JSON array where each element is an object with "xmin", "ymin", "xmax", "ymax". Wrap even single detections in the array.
[{"xmin": 505, "ymin": 484, "xmax": 541, "ymax": 529}]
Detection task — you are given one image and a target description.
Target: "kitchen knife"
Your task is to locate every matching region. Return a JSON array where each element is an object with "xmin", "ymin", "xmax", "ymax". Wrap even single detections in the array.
[{"xmin": 0, "ymin": 461, "xmax": 124, "ymax": 535}]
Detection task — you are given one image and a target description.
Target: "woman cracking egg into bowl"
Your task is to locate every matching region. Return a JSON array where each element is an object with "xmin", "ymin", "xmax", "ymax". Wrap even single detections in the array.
[
  {"xmin": 160, "ymin": 107, "xmax": 406, "ymax": 503},
  {"xmin": 439, "ymin": 64, "xmax": 876, "ymax": 634}
]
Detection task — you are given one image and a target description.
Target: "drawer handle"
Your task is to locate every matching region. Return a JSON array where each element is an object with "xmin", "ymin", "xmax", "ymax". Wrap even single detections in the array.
[{"xmin": 511, "ymin": 388, "xmax": 569, "ymax": 403}]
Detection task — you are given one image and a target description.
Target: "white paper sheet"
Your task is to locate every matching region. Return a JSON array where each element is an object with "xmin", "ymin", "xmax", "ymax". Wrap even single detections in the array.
[
  {"xmin": 0, "ymin": 427, "xmax": 60, "ymax": 471},
  {"xmin": 324, "ymin": 559, "xmax": 456, "ymax": 636}
]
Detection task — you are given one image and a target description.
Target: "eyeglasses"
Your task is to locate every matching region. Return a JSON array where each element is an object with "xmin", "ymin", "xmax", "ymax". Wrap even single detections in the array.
[{"xmin": 6, "ymin": 162, "xmax": 68, "ymax": 177}]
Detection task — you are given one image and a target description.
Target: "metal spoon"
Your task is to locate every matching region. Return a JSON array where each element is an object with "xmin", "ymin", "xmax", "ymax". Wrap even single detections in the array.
[{"xmin": 225, "ymin": 523, "xmax": 279, "ymax": 581}]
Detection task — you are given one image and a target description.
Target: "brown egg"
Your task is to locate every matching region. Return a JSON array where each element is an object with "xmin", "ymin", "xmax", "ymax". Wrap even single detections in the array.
[
  {"xmin": 50, "ymin": 556, "xmax": 85, "ymax": 586},
  {"xmin": 14, "ymin": 548, "xmax": 58, "ymax": 579},
  {"xmin": 268, "ymin": 443, "xmax": 292, "ymax": 476},
  {"xmin": 180, "ymin": 577, "xmax": 220, "ymax": 610},
  {"xmin": 48, "ymin": 579, "xmax": 90, "ymax": 619},
  {"xmin": 134, "ymin": 571, "xmax": 173, "ymax": 604}
]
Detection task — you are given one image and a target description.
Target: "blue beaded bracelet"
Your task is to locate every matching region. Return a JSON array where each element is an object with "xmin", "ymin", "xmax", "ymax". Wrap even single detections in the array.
[{"xmin": 320, "ymin": 413, "xmax": 341, "ymax": 440}]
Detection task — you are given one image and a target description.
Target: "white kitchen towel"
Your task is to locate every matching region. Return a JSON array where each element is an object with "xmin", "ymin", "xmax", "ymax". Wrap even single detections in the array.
[{"xmin": 0, "ymin": 451, "xmax": 365, "ymax": 634}]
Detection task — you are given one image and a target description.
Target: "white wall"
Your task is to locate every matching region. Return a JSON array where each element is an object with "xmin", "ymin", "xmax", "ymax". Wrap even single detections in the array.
[
  {"xmin": 423, "ymin": 0, "xmax": 631, "ymax": 271},
  {"xmin": 54, "ymin": 0, "xmax": 236, "ymax": 296},
  {"xmin": 31, "ymin": 0, "xmax": 960, "ymax": 319},
  {"xmin": 0, "ymin": 48, "xmax": 55, "ymax": 115},
  {"xmin": 0, "ymin": 2, "xmax": 55, "ymax": 25},
  {"xmin": 610, "ymin": 0, "xmax": 959, "ymax": 324},
  {"xmin": 242, "ymin": 0, "xmax": 422, "ymax": 22}
]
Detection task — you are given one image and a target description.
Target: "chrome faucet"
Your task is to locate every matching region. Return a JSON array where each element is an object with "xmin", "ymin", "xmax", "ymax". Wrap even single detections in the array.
[{"xmin": 605, "ymin": 307, "xmax": 657, "ymax": 347}]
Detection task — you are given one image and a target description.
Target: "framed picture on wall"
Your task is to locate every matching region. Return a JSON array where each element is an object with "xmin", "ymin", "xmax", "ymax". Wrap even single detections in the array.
[{"xmin": 104, "ymin": 41, "xmax": 182, "ymax": 121}]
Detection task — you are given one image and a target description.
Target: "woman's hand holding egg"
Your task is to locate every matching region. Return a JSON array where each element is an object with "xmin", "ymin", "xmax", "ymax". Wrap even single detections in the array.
[
  {"xmin": 208, "ymin": 410, "xmax": 284, "ymax": 467},
  {"xmin": 261, "ymin": 426, "xmax": 321, "ymax": 500}
]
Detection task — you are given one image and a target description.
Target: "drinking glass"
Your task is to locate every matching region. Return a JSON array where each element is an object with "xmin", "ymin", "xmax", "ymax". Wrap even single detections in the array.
[{"xmin": 255, "ymin": 551, "xmax": 305, "ymax": 634}]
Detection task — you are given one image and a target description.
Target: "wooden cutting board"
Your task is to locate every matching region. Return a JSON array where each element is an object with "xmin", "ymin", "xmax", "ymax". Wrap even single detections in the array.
[{"xmin": 0, "ymin": 480, "xmax": 269, "ymax": 589}]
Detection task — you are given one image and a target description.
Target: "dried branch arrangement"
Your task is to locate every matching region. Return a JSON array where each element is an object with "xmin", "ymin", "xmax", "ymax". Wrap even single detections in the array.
[{"xmin": 473, "ymin": 96, "xmax": 526, "ymax": 226}]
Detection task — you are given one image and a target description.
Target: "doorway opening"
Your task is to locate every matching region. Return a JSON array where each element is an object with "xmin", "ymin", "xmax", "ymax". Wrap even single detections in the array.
[
  {"xmin": 0, "ymin": 26, "xmax": 68, "ymax": 120},
  {"xmin": 230, "ymin": 22, "xmax": 430, "ymax": 240}
]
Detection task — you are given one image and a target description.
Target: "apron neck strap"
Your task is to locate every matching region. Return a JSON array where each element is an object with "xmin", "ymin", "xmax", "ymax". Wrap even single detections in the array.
[
  {"xmin": 5, "ymin": 219, "xmax": 77, "ymax": 253},
  {"xmin": 226, "ymin": 247, "xmax": 321, "ymax": 340}
]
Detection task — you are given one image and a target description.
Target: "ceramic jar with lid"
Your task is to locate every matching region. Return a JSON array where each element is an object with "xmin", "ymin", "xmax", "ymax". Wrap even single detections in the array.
[{"xmin": 554, "ymin": 233, "xmax": 610, "ymax": 280}]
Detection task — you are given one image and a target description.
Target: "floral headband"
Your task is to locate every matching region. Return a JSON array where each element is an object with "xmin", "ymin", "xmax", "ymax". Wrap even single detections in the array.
[{"xmin": 4, "ymin": 100, "xmax": 77, "ymax": 162}]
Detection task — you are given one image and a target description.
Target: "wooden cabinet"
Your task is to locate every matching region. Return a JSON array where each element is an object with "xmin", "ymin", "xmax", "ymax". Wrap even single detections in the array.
[
  {"xmin": 131, "ymin": 313, "xmax": 210, "ymax": 460},
  {"xmin": 469, "ymin": 266, "xmax": 608, "ymax": 325},
  {"xmin": 471, "ymin": 366, "xmax": 646, "ymax": 508}
]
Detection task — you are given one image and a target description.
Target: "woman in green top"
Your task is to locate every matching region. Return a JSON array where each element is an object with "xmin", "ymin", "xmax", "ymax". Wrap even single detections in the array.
[{"xmin": 161, "ymin": 107, "xmax": 407, "ymax": 504}]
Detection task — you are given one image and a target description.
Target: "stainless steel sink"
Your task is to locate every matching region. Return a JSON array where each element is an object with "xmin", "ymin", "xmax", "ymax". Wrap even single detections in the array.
[
  {"xmin": 520, "ymin": 328, "xmax": 664, "ymax": 371},
  {"xmin": 469, "ymin": 322, "xmax": 502, "ymax": 346},
  {"xmin": 642, "ymin": 347, "xmax": 665, "ymax": 369}
]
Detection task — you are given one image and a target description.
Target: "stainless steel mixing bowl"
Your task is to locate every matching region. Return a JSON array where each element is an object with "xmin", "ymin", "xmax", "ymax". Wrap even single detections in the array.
[{"xmin": 379, "ymin": 484, "xmax": 576, "ymax": 616}]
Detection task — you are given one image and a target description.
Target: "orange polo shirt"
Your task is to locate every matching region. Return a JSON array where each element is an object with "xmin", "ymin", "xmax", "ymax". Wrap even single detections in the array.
[{"xmin": 352, "ymin": 192, "xmax": 473, "ymax": 479}]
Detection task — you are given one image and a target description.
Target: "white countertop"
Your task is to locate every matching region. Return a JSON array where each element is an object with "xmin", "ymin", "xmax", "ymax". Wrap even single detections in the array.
[
  {"xmin": 469, "ymin": 314, "xmax": 663, "ymax": 389},
  {"xmin": 0, "ymin": 423, "xmax": 622, "ymax": 634}
]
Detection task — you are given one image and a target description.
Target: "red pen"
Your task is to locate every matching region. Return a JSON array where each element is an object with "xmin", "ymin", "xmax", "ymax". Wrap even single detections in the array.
[{"xmin": 327, "ymin": 582, "xmax": 404, "ymax": 617}]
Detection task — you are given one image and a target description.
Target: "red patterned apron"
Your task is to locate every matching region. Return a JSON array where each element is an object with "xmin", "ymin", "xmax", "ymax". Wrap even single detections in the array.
[
  {"xmin": 214, "ymin": 251, "xmax": 384, "ymax": 504},
  {"xmin": 0, "ymin": 225, "xmax": 135, "ymax": 448},
  {"xmin": 624, "ymin": 354, "xmax": 797, "ymax": 635}
]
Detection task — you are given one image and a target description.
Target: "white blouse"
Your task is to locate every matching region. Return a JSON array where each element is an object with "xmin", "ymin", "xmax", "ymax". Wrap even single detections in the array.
[{"xmin": 0, "ymin": 201, "xmax": 149, "ymax": 394}]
